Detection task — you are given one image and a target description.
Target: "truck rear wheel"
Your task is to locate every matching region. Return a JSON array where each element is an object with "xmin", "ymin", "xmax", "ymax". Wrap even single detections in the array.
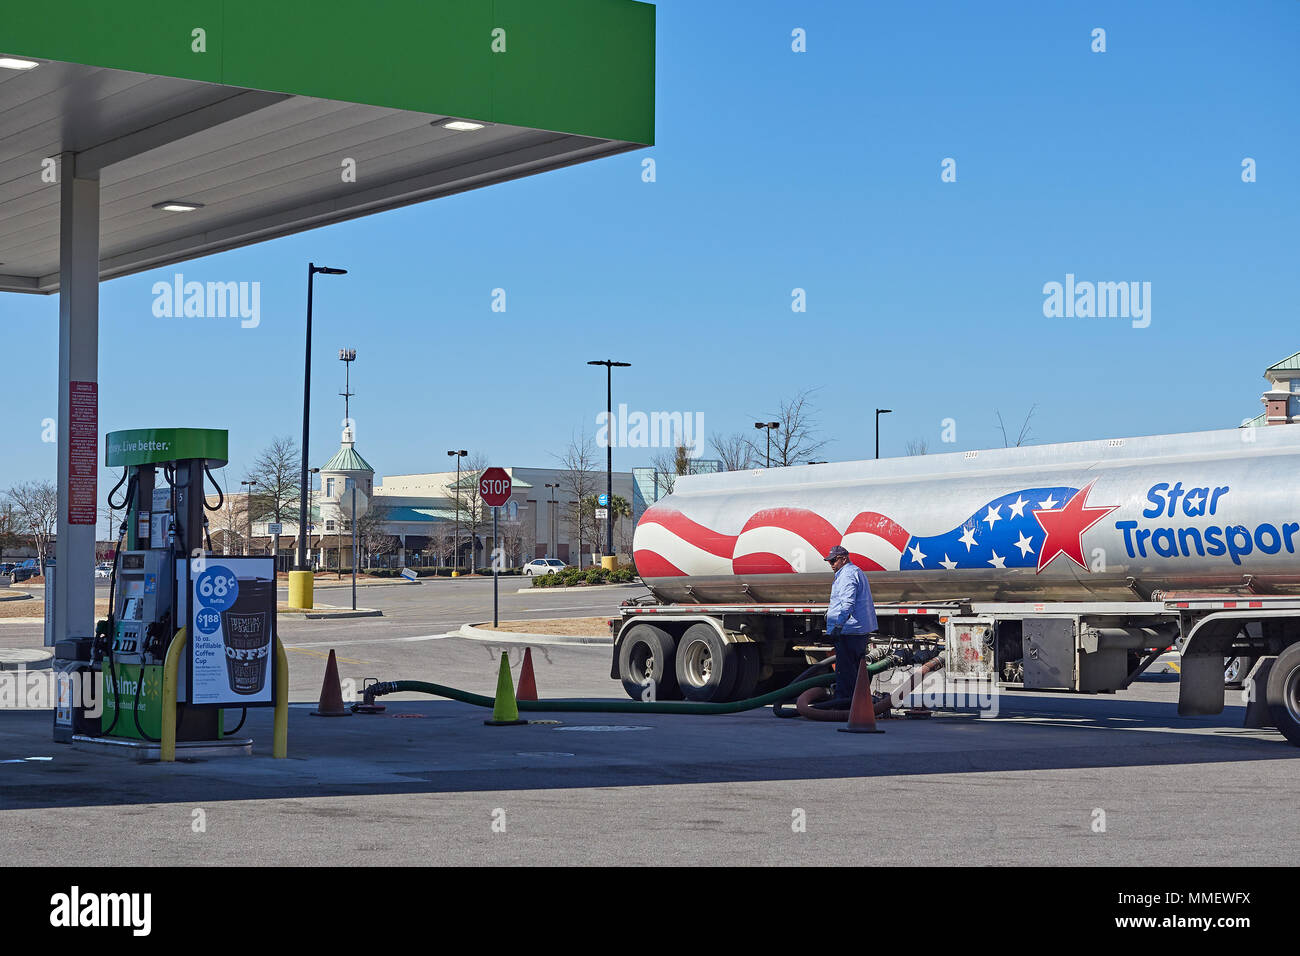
[
  {"xmin": 1266, "ymin": 643, "xmax": 1300, "ymax": 747},
  {"xmin": 618, "ymin": 624, "xmax": 681, "ymax": 701},
  {"xmin": 675, "ymin": 624, "xmax": 739, "ymax": 702}
]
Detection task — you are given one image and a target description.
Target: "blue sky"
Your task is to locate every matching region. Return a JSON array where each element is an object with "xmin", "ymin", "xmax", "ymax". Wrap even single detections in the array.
[{"xmin": 3, "ymin": 0, "xmax": 1297, "ymax": 518}]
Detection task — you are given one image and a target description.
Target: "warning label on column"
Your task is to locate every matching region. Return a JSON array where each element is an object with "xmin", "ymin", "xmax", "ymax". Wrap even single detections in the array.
[{"xmin": 68, "ymin": 381, "xmax": 97, "ymax": 525}]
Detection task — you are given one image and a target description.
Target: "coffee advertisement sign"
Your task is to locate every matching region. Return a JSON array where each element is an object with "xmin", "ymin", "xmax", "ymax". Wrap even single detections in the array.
[{"xmin": 187, "ymin": 557, "xmax": 276, "ymax": 706}]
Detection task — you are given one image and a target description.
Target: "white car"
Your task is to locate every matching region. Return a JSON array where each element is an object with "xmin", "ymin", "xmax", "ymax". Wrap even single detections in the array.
[
  {"xmin": 523, "ymin": 558, "xmax": 567, "ymax": 576},
  {"xmin": 94, "ymin": 564, "xmax": 113, "ymax": 579}
]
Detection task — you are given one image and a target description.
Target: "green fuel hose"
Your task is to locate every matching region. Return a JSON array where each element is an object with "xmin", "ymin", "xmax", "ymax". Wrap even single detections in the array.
[{"xmin": 364, "ymin": 657, "xmax": 898, "ymax": 715}]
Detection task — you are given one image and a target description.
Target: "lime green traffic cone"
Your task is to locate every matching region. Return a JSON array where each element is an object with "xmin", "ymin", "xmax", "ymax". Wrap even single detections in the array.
[{"xmin": 484, "ymin": 651, "xmax": 527, "ymax": 726}]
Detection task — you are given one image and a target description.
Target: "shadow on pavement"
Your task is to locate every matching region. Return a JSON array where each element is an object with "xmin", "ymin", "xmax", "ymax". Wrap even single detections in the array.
[{"xmin": 0, "ymin": 691, "xmax": 1293, "ymax": 811}]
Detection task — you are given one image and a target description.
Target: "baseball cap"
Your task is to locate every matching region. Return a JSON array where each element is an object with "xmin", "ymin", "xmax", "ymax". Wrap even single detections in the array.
[{"xmin": 824, "ymin": 545, "xmax": 849, "ymax": 563}]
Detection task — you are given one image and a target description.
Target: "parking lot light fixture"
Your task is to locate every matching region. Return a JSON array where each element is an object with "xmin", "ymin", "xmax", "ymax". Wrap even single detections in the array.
[{"xmin": 447, "ymin": 450, "xmax": 468, "ymax": 573}]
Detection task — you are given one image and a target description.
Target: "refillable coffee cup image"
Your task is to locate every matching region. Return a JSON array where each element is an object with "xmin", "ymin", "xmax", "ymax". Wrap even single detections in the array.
[{"xmin": 221, "ymin": 578, "xmax": 275, "ymax": 695}]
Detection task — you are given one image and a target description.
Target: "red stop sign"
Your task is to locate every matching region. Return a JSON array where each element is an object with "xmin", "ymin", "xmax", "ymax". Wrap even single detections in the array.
[{"xmin": 479, "ymin": 467, "xmax": 512, "ymax": 507}]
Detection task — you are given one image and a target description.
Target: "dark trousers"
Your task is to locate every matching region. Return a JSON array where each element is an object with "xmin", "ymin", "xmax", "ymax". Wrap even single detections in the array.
[{"xmin": 833, "ymin": 633, "xmax": 870, "ymax": 702}]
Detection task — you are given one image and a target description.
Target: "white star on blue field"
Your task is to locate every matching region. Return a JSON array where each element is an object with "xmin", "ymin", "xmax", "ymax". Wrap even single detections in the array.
[{"xmin": 900, "ymin": 486, "xmax": 1080, "ymax": 570}]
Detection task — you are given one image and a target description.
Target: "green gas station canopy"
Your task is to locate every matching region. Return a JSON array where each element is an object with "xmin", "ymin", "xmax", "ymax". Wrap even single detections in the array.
[{"xmin": 0, "ymin": 0, "xmax": 655, "ymax": 294}]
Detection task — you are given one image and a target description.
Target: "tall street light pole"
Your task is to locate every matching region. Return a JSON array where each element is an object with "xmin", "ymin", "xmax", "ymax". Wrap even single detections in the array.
[
  {"xmin": 875, "ymin": 408, "xmax": 892, "ymax": 460},
  {"xmin": 545, "ymin": 482, "xmax": 559, "ymax": 558},
  {"xmin": 298, "ymin": 263, "xmax": 347, "ymax": 583},
  {"xmin": 754, "ymin": 421, "xmax": 780, "ymax": 467},
  {"xmin": 447, "ymin": 449, "xmax": 467, "ymax": 574},
  {"xmin": 240, "ymin": 480, "xmax": 257, "ymax": 555},
  {"xmin": 351, "ymin": 483, "xmax": 358, "ymax": 610},
  {"xmin": 587, "ymin": 359, "xmax": 630, "ymax": 568}
]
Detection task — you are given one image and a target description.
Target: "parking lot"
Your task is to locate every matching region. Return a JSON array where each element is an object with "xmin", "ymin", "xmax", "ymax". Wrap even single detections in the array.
[{"xmin": 1, "ymin": 577, "xmax": 1296, "ymax": 866}]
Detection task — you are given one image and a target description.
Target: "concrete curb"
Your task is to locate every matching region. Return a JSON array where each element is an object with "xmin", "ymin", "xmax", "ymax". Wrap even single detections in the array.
[
  {"xmin": 515, "ymin": 582, "xmax": 644, "ymax": 594},
  {"xmin": 0, "ymin": 591, "xmax": 34, "ymax": 603},
  {"xmin": 279, "ymin": 607, "xmax": 383, "ymax": 620},
  {"xmin": 278, "ymin": 579, "xmax": 419, "ymax": 590},
  {"xmin": 458, "ymin": 622, "xmax": 613, "ymax": 646}
]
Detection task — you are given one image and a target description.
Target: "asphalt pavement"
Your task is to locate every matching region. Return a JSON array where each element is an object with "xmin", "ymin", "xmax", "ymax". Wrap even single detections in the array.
[{"xmin": 1, "ymin": 578, "xmax": 1296, "ymax": 866}]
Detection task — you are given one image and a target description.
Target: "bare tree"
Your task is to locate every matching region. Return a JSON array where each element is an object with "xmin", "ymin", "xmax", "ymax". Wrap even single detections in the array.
[
  {"xmin": 555, "ymin": 430, "xmax": 598, "ymax": 568},
  {"xmin": 496, "ymin": 514, "xmax": 535, "ymax": 568},
  {"xmin": 356, "ymin": 503, "xmax": 394, "ymax": 568},
  {"xmin": 0, "ymin": 500, "xmax": 23, "ymax": 560},
  {"xmin": 449, "ymin": 453, "xmax": 489, "ymax": 570},
  {"xmin": 710, "ymin": 431, "xmax": 757, "ymax": 471},
  {"xmin": 246, "ymin": 437, "xmax": 302, "ymax": 522},
  {"xmin": 648, "ymin": 442, "xmax": 695, "ymax": 497},
  {"xmin": 246, "ymin": 436, "xmax": 302, "ymax": 564},
  {"xmin": 3, "ymin": 481, "xmax": 58, "ymax": 567},
  {"xmin": 996, "ymin": 405, "xmax": 1037, "ymax": 448},
  {"xmin": 427, "ymin": 521, "xmax": 456, "ymax": 567},
  {"xmin": 206, "ymin": 484, "xmax": 252, "ymax": 555},
  {"xmin": 747, "ymin": 387, "xmax": 829, "ymax": 466},
  {"xmin": 906, "ymin": 438, "xmax": 929, "ymax": 456}
]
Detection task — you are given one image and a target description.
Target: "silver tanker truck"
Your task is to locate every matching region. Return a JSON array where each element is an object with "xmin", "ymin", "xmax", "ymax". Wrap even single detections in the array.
[{"xmin": 616, "ymin": 423, "xmax": 1300, "ymax": 744}]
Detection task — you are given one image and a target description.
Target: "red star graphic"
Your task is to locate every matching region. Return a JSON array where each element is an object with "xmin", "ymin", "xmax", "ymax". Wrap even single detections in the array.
[{"xmin": 1032, "ymin": 480, "xmax": 1117, "ymax": 573}]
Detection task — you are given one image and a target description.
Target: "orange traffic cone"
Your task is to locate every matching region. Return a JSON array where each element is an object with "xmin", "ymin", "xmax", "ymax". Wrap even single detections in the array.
[
  {"xmin": 838, "ymin": 658, "xmax": 884, "ymax": 734},
  {"xmin": 517, "ymin": 647, "xmax": 538, "ymax": 701},
  {"xmin": 311, "ymin": 649, "xmax": 351, "ymax": 717}
]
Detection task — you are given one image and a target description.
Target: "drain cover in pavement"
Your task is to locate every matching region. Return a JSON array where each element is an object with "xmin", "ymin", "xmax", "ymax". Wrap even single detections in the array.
[
  {"xmin": 515, "ymin": 752, "xmax": 576, "ymax": 757},
  {"xmin": 553, "ymin": 725, "xmax": 651, "ymax": 732},
  {"xmin": 0, "ymin": 649, "xmax": 53, "ymax": 670}
]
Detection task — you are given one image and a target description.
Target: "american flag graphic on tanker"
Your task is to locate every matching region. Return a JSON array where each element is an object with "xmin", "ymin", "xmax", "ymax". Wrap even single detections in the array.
[{"xmin": 633, "ymin": 484, "xmax": 1114, "ymax": 576}]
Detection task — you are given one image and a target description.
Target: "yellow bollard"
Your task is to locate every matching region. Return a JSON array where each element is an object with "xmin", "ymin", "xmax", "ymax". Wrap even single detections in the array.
[
  {"xmin": 287, "ymin": 570, "xmax": 313, "ymax": 609},
  {"xmin": 601, "ymin": 555, "xmax": 617, "ymax": 571},
  {"xmin": 273, "ymin": 637, "xmax": 289, "ymax": 758},
  {"xmin": 160, "ymin": 628, "xmax": 188, "ymax": 762},
  {"xmin": 161, "ymin": 629, "xmax": 287, "ymax": 759}
]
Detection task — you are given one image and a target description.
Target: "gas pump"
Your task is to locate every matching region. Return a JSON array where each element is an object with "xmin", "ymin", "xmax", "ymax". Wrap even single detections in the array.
[{"xmin": 57, "ymin": 429, "xmax": 233, "ymax": 749}]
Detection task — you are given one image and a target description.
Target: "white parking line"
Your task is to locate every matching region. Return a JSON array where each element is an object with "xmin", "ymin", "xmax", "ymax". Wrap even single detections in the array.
[
  {"xmin": 281, "ymin": 633, "xmax": 455, "ymax": 649},
  {"xmin": 520, "ymin": 604, "xmax": 618, "ymax": 612}
]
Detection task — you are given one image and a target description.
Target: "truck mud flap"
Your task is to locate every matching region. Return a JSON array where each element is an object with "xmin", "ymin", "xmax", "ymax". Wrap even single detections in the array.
[{"xmin": 1178, "ymin": 654, "xmax": 1226, "ymax": 716}]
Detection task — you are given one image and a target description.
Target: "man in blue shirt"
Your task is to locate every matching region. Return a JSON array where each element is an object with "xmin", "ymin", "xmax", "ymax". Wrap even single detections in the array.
[{"xmin": 822, "ymin": 545, "xmax": 878, "ymax": 707}]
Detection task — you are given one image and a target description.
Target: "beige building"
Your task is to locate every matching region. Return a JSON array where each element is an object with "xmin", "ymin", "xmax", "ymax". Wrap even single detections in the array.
[
  {"xmin": 304, "ymin": 426, "xmax": 637, "ymax": 568},
  {"xmin": 377, "ymin": 464, "xmax": 636, "ymax": 567},
  {"xmin": 1242, "ymin": 350, "xmax": 1300, "ymax": 428}
]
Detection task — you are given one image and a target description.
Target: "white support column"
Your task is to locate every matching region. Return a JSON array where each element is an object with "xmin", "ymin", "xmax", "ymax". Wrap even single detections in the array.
[{"xmin": 52, "ymin": 153, "xmax": 99, "ymax": 645}]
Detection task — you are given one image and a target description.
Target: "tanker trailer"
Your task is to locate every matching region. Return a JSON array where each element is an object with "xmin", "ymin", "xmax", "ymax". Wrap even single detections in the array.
[{"xmin": 616, "ymin": 424, "xmax": 1300, "ymax": 744}]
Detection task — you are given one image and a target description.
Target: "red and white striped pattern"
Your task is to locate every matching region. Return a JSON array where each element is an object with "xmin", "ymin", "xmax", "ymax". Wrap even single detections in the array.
[
  {"xmin": 839, "ymin": 511, "xmax": 908, "ymax": 571},
  {"xmin": 632, "ymin": 508, "xmax": 736, "ymax": 577},
  {"xmin": 633, "ymin": 504, "xmax": 913, "ymax": 577},
  {"xmin": 731, "ymin": 508, "xmax": 842, "ymax": 574}
]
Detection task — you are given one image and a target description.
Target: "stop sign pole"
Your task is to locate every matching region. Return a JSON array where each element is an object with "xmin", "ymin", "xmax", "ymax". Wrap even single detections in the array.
[{"xmin": 479, "ymin": 467, "xmax": 512, "ymax": 626}]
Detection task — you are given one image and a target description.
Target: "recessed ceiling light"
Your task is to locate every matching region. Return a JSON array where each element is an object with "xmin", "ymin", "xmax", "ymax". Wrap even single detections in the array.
[
  {"xmin": 439, "ymin": 120, "xmax": 485, "ymax": 132},
  {"xmin": 0, "ymin": 57, "xmax": 40, "ymax": 71},
  {"xmin": 152, "ymin": 201, "xmax": 204, "ymax": 213}
]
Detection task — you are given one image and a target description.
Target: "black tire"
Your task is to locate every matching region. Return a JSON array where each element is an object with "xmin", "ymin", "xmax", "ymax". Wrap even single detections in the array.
[
  {"xmin": 1266, "ymin": 644, "xmax": 1300, "ymax": 747},
  {"xmin": 675, "ymin": 623, "xmax": 740, "ymax": 702},
  {"xmin": 618, "ymin": 624, "xmax": 681, "ymax": 701},
  {"xmin": 1224, "ymin": 655, "xmax": 1256, "ymax": 689},
  {"xmin": 729, "ymin": 644, "xmax": 761, "ymax": 701}
]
